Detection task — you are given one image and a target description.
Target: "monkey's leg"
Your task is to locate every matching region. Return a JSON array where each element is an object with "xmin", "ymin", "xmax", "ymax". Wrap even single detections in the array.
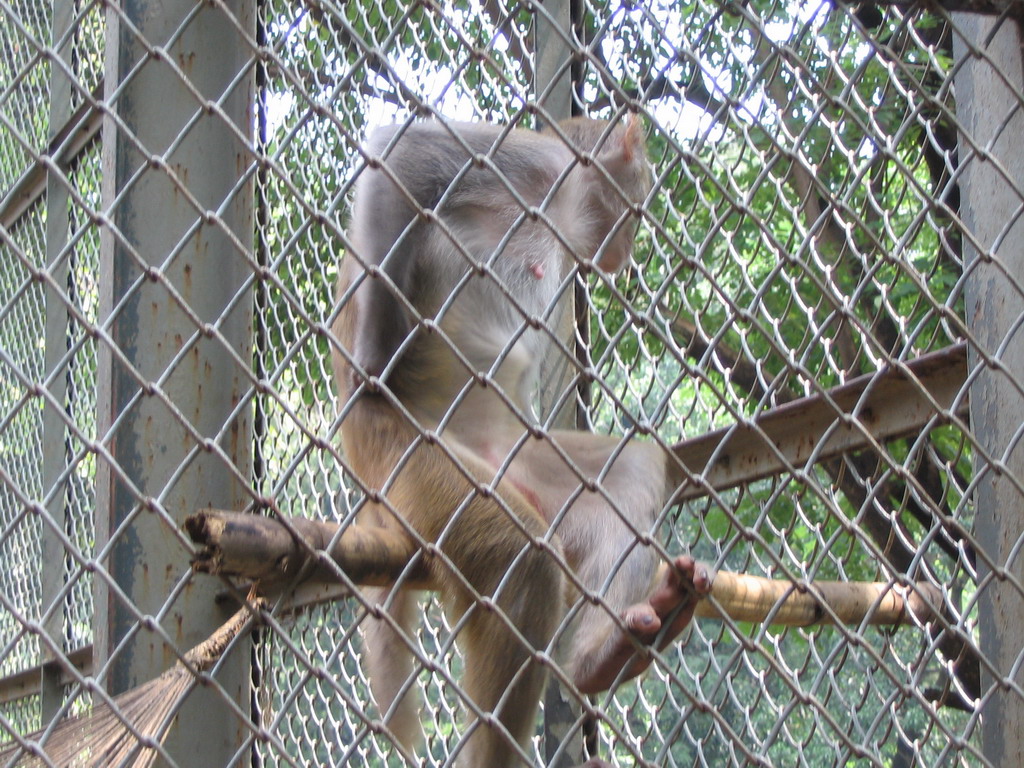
[
  {"xmin": 511, "ymin": 433, "xmax": 711, "ymax": 695},
  {"xmin": 346, "ymin": 404, "xmax": 582, "ymax": 764},
  {"xmin": 394, "ymin": 441, "xmax": 566, "ymax": 768},
  {"xmin": 359, "ymin": 586, "xmax": 423, "ymax": 750}
]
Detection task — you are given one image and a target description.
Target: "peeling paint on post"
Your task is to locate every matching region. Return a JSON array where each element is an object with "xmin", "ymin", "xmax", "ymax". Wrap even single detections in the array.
[
  {"xmin": 954, "ymin": 15, "xmax": 1024, "ymax": 765},
  {"xmin": 96, "ymin": 0, "xmax": 255, "ymax": 764}
]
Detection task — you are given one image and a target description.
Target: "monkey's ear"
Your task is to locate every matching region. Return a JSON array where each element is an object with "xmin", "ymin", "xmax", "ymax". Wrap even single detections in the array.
[
  {"xmin": 620, "ymin": 114, "xmax": 645, "ymax": 163},
  {"xmin": 595, "ymin": 114, "xmax": 645, "ymax": 173},
  {"xmin": 590, "ymin": 115, "xmax": 649, "ymax": 273}
]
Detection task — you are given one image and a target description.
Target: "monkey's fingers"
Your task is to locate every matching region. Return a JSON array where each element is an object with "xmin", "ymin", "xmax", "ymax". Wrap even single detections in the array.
[
  {"xmin": 654, "ymin": 555, "xmax": 714, "ymax": 648},
  {"xmin": 576, "ymin": 556, "xmax": 712, "ymax": 694}
]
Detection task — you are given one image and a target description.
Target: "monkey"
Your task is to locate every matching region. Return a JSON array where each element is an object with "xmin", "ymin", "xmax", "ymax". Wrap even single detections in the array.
[{"xmin": 331, "ymin": 116, "xmax": 712, "ymax": 767}]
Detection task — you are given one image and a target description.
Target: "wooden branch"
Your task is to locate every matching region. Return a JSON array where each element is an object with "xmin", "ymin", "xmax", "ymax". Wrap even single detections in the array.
[
  {"xmin": 186, "ymin": 510, "xmax": 941, "ymax": 627},
  {"xmin": 668, "ymin": 343, "xmax": 968, "ymax": 498},
  {"xmin": 185, "ymin": 509, "xmax": 429, "ymax": 587}
]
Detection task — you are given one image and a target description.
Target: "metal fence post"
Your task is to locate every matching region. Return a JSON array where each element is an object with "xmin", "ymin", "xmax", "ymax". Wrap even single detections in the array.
[
  {"xmin": 96, "ymin": 0, "xmax": 256, "ymax": 764},
  {"xmin": 534, "ymin": 1, "xmax": 589, "ymax": 764},
  {"xmin": 954, "ymin": 15, "xmax": 1024, "ymax": 765},
  {"xmin": 534, "ymin": 0, "xmax": 579, "ymax": 432},
  {"xmin": 535, "ymin": 0, "xmax": 574, "ymax": 124},
  {"xmin": 40, "ymin": 0, "xmax": 75, "ymax": 723}
]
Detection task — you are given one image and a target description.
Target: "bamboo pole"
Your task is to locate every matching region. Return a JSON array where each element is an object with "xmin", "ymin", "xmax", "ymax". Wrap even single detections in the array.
[
  {"xmin": 693, "ymin": 569, "xmax": 940, "ymax": 626},
  {"xmin": 186, "ymin": 510, "xmax": 941, "ymax": 627}
]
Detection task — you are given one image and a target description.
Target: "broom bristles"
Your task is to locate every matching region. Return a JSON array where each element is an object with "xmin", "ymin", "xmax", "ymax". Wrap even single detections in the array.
[{"xmin": 0, "ymin": 601, "xmax": 261, "ymax": 768}]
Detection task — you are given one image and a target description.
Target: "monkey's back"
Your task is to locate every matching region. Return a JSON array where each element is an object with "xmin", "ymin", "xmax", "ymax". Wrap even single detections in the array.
[{"xmin": 340, "ymin": 121, "xmax": 589, "ymax": 431}]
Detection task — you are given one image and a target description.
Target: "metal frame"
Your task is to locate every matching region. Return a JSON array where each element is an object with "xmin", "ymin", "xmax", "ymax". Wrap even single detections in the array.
[
  {"xmin": 93, "ymin": 0, "xmax": 257, "ymax": 763},
  {"xmin": 955, "ymin": 13, "xmax": 1024, "ymax": 763}
]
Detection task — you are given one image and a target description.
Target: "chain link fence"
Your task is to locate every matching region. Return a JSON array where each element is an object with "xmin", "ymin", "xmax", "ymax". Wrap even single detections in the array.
[{"xmin": 1, "ymin": 0, "xmax": 1022, "ymax": 765}]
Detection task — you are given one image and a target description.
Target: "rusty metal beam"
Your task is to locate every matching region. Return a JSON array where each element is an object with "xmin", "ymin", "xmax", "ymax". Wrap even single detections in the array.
[
  {"xmin": 0, "ymin": 85, "xmax": 103, "ymax": 231},
  {"xmin": 669, "ymin": 343, "xmax": 969, "ymax": 499},
  {"xmin": 0, "ymin": 647, "xmax": 91, "ymax": 706}
]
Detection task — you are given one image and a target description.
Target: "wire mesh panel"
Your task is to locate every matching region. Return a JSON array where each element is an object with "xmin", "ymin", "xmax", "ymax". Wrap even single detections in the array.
[
  {"xmin": 0, "ymin": 196, "xmax": 45, "ymax": 684},
  {"xmin": 1, "ymin": 0, "xmax": 1022, "ymax": 766},
  {"xmin": 0, "ymin": 2, "xmax": 51, "ymax": 193}
]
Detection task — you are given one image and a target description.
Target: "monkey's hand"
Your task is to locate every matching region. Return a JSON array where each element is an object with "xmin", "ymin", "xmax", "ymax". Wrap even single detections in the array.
[{"xmin": 576, "ymin": 555, "xmax": 714, "ymax": 695}]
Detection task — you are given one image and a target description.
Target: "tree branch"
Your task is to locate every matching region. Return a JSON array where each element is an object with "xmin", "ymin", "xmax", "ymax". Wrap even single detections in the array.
[
  {"xmin": 186, "ymin": 510, "xmax": 942, "ymax": 627},
  {"xmin": 186, "ymin": 509, "xmax": 428, "ymax": 587}
]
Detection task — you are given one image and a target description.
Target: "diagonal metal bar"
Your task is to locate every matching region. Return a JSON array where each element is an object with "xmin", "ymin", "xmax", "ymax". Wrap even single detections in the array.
[{"xmin": 669, "ymin": 344, "xmax": 969, "ymax": 499}]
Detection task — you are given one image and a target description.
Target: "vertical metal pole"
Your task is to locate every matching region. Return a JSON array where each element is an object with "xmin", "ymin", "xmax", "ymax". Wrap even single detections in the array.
[
  {"xmin": 97, "ymin": 0, "xmax": 255, "ymax": 764},
  {"xmin": 534, "ymin": 0, "xmax": 579, "ymax": 432},
  {"xmin": 534, "ymin": 0, "xmax": 574, "ymax": 127},
  {"xmin": 40, "ymin": 0, "xmax": 75, "ymax": 723},
  {"xmin": 954, "ymin": 16, "xmax": 1024, "ymax": 766},
  {"xmin": 534, "ymin": 1, "xmax": 588, "ymax": 764}
]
